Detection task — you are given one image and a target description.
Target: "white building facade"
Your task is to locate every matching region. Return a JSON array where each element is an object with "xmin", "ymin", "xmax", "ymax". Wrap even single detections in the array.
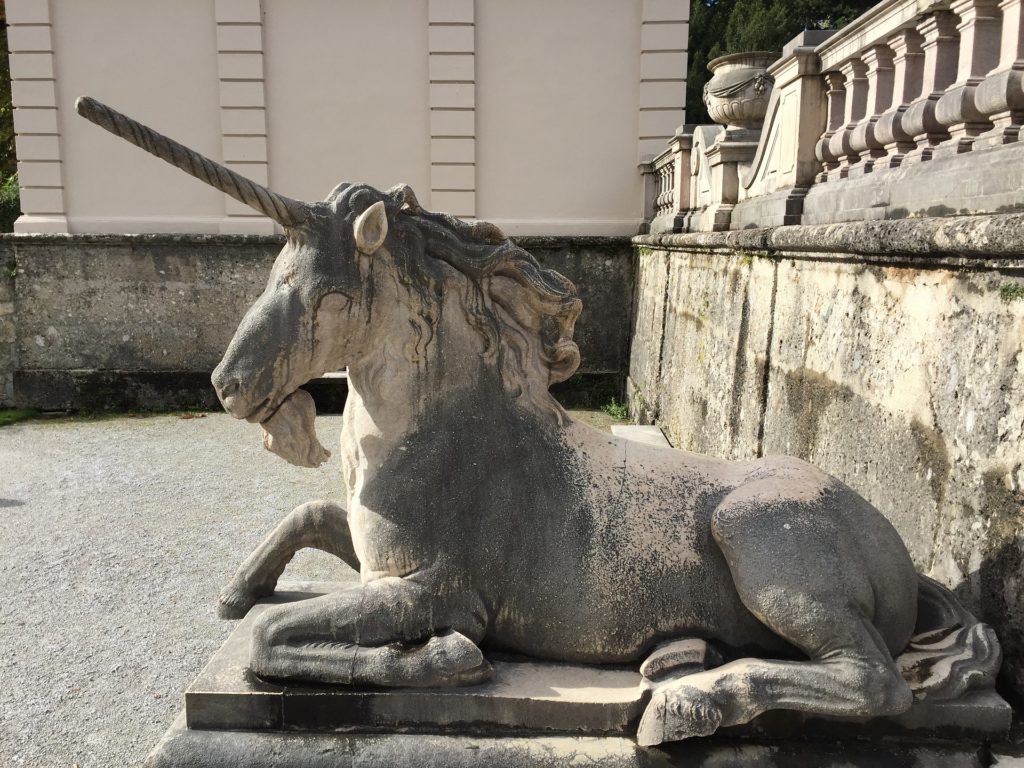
[{"xmin": 7, "ymin": 0, "xmax": 690, "ymax": 236}]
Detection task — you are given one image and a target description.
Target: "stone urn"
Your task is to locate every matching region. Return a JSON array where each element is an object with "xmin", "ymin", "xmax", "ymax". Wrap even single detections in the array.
[{"xmin": 703, "ymin": 51, "xmax": 779, "ymax": 131}]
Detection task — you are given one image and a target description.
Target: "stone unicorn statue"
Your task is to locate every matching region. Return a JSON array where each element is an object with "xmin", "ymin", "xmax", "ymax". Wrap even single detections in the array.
[{"xmin": 78, "ymin": 96, "xmax": 1001, "ymax": 746}]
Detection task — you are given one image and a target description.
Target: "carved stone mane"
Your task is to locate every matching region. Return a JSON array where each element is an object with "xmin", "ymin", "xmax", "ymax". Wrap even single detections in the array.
[{"xmin": 332, "ymin": 183, "xmax": 583, "ymax": 419}]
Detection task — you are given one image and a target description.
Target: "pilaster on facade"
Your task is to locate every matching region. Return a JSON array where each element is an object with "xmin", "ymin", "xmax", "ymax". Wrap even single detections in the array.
[
  {"xmin": 215, "ymin": 0, "xmax": 274, "ymax": 234},
  {"xmin": 638, "ymin": 0, "xmax": 690, "ymax": 162},
  {"xmin": 8, "ymin": 0, "xmax": 68, "ymax": 233},
  {"xmin": 429, "ymin": 0, "xmax": 475, "ymax": 219}
]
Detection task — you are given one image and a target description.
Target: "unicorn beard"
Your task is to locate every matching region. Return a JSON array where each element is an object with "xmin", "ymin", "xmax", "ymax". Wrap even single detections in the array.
[{"xmin": 259, "ymin": 388, "xmax": 331, "ymax": 468}]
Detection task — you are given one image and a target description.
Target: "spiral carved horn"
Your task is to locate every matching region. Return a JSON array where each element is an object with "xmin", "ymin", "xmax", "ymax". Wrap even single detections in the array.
[{"xmin": 75, "ymin": 96, "xmax": 309, "ymax": 229}]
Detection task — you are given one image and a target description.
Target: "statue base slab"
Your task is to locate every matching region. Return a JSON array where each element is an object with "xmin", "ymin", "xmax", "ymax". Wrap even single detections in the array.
[{"xmin": 144, "ymin": 583, "xmax": 1013, "ymax": 767}]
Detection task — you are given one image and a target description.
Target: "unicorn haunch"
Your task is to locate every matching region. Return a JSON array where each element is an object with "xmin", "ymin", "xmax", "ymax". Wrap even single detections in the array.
[{"xmin": 77, "ymin": 97, "xmax": 1001, "ymax": 746}]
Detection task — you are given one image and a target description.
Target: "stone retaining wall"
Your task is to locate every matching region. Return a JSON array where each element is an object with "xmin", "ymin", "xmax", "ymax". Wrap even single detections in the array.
[
  {"xmin": 631, "ymin": 213, "xmax": 1024, "ymax": 701},
  {"xmin": 0, "ymin": 254, "xmax": 14, "ymax": 406},
  {"xmin": 0, "ymin": 234, "xmax": 633, "ymax": 411}
]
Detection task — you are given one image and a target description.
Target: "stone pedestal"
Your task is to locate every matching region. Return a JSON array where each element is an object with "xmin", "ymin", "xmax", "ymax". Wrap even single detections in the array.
[{"xmin": 145, "ymin": 585, "xmax": 1014, "ymax": 768}]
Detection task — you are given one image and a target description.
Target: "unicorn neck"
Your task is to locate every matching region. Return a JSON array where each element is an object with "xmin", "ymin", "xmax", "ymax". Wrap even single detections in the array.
[
  {"xmin": 345, "ymin": 297, "xmax": 501, "ymax": 446},
  {"xmin": 342, "ymin": 255, "xmax": 570, "ymax": 464}
]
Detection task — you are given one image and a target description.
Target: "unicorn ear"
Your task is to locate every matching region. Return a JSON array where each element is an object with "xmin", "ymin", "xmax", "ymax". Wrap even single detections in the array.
[{"xmin": 353, "ymin": 200, "xmax": 388, "ymax": 254}]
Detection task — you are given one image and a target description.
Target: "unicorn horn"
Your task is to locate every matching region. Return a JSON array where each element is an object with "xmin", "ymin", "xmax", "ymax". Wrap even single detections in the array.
[{"xmin": 75, "ymin": 96, "xmax": 309, "ymax": 229}]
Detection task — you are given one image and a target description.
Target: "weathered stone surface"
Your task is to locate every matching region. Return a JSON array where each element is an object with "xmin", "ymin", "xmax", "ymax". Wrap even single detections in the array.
[
  {"xmin": 763, "ymin": 256, "xmax": 1024, "ymax": 695},
  {"xmin": 10, "ymin": 234, "xmax": 271, "ymax": 374},
  {"xmin": 629, "ymin": 229, "xmax": 1024, "ymax": 702},
  {"xmin": 0, "ymin": 253, "xmax": 15, "ymax": 407},
  {"xmin": 259, "ymin": 389, "xmax": 331, "ymax": 468},
  {"xmin": 628, "ymin": 247, "xmax": 774, "ymax": 459},
  {"xmin": 626, "ymin": 246, "xmax": 669, "ymax": 424},
  {"xmin": 640, "ymin": 211, "xmax": 1024, "ymax": 261},
  {"xmin": 146, "ymin": 712, "xmax": 994, "ymax": 768},
  {"xmin": 522, "ymin": 236, "xmax": 634, "ymax": 378},
  {"xmin": 187, "ymin": 586, "xmax": 1010, "ymax": 743},
  {"xmin": 189, "ymin": 589, "xmax": 646, "ymax": 735},
  {"xmin": 639, "ymin": 638, "xmax": 722, "ymax": 680},
  {"xmin": 0, "ymin": 232, "xmax": 632, "ymax": 411},
  {"xmin": 147, "ymin": 718, "xmax": 999, "ymax": 768},
  {"xmin": 795, "ymin": 140, "xmax": 1024, "ymax": 226},
  {"xmin": 12, "ymin": 369, "xmax": 224, "ymax": 411}
]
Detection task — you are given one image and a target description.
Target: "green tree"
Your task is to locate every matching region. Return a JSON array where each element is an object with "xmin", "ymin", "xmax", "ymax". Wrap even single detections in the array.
[
  {"xmin": 0, "ymin": 2, "xmax": 20, "ymax": 231},
  {"xmin": 686, "ymin": 0, "xmax": 877, "ymax": 124}
]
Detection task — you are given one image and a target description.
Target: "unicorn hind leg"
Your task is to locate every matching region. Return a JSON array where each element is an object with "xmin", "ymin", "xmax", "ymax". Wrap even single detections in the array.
[
  {"xmin": 638, "ymin": 479, "xmax": 916, "ymax": 745},
  {"xmin": 218, "ymin": 500, "xmax": 358, "ymax": 619}
]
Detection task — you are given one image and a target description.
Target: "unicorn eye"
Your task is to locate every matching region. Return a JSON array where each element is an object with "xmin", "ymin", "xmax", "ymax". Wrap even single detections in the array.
[{"xmin": 319, "ymin": 293, "xmax": 351, "ymax": 313}]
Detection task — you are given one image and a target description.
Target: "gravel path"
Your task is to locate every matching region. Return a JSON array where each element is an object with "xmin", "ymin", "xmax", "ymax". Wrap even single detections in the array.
[
  {"xmin": 0, "ymin": 409, "xmax": 618, "ymax": 767},
  {"xmin": 0, "ymin": 413, "xmax": 358, "ymax": 768}
]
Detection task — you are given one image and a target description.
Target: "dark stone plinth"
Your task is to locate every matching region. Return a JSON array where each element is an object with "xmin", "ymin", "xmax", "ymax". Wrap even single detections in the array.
[
  {"xmin": 145, "ymin": 585, "xmax": 1013, "ymax": 767},
  {"xmin": 145, "ymin": 712, "xmax": 995, "ymax": 768}
]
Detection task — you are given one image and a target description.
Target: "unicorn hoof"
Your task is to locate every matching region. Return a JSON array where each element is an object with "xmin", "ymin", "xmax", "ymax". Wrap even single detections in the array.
[
  {"xmin": 637, "ymin": 685, "xmax": 723, "ymax": 746},
  {"xmin": 217, "ymin": 577, "xmax": 272, "ymax": 620}
]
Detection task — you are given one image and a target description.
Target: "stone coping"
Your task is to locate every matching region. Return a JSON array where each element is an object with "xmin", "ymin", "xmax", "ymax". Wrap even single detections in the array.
[
  {"xmin": 0, "ymin": 232, "xmax": 633, "ymax": 249},
  {"xmin": 634, "ymin": 213, "xmax": 1024, "ymax": 264}
]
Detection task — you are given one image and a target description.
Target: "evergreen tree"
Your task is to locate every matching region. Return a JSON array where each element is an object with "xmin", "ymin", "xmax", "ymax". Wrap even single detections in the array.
[
  {"xmin": 0, "ymin": 3, "xmax": 18, "ymax": 232},
  {"xmin": 686, "ymin": 0, "xmax": 877, "ymax": 124}
]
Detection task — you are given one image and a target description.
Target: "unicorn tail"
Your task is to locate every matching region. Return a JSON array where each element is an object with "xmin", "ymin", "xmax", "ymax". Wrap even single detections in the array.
[{"xmin": 896, "ymin": 574, "xmax": 1002, "ymax": 701}]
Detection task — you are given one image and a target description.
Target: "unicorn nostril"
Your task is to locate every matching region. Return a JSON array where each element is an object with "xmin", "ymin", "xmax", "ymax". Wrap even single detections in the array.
[{"xmin": 213, "ymin": 371, "xmax": 241, "ymax": 399}]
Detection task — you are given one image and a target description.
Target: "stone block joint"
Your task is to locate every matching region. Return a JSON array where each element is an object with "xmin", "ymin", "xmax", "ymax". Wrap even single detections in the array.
[{"xmin": 428, "ymin": 0, "xmax": 476, "ymax": 218}]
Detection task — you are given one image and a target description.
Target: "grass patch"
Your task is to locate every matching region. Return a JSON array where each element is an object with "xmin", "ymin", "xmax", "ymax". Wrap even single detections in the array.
[
  {"xmin": 0, "ymin": 174, "xmax": 20, "ymax": 234},
  {"xmin": 0, "ymin": 408, "xmax": 37, "ymax": 427},
  {"xmin": 550, "ymin": 372, "xmax": 623, "ymax": 410},
  {"xmin": 601, "ymin": 398, "xmax": 629, "ymax": 421},
  {"xmin": 1000, "ymin": 282, "xmax": 1024, "ymax": 304},
  {"xmin": 65, "ymin": 408, "xmax": 213, "ymax": 422}
]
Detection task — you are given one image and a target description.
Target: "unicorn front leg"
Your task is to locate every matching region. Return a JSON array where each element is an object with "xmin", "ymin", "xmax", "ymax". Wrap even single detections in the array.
[
  {"xmin": 218, "ymin": 500, "xmax": 359, "ymax": 619},
  {"xmin": 249, "ymin": 577, "xmax": 493, "ymax": 687}
]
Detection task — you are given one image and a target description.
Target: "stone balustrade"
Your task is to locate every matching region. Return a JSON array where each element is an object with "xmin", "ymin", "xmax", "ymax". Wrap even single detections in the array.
[
  {"xmin": 647, "ymin": 0, "xmax": 1024, "ymax": 232},
  {"xmin": 652, "ymin": 150, "xmax": 677, "ymax": 219},
  {"xmin": 646, "ymin": 129, "xmax": 694, "ymax": 234}
]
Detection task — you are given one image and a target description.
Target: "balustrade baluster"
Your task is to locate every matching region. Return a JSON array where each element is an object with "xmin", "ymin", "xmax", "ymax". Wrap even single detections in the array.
[
  {"xmin": 815, "ymin": 72, "xmax": 847, "ymax": 182},
  {"xmin": 875, "ymin": 29, "xmax": 925, "ymax": 168},
  {"xmin": 851, "ymin": 45, "xmax": 896, "ymax": 173},
  {"xmin": 935, "ymin": 0, "xmax": 1003, "ymax": 154},
  {"xmin": 655, "ymin": 166, "xmax": 664, "ymax": 214},
  {"xmin": 975, "ymin": 0, "xmax": 1024, "ymax": 146},
  {"xmin": 661, "ymin": 165, "xmax": 672, "ymax": 213},
  {"xmin": 828, "ymin": 60, "xmax": 869, "ymax": 177},
  {"xmin": 903, "ymin": 12, "xmax": 961, "ymax": 163}
]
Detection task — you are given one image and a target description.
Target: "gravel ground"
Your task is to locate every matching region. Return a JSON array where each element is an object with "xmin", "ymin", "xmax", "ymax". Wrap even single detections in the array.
[
  {"xmin": 0, "ymin": 409, "xmax": 617, "ymax": 767},
  {"xmin": 0, "ymin": 412, "xmax": 358, "ymax": 768}
]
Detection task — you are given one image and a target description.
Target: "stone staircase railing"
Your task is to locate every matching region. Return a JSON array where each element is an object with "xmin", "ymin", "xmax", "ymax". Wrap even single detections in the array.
[{"xmin": 645, "ymin": 0, "xmax": 1024, "ymax": 233}]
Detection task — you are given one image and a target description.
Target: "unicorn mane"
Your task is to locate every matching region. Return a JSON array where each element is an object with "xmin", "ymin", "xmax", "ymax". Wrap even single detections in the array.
[{"xmin": 330, "ymin": 183, "xmax": 583, "ymax": 420}]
